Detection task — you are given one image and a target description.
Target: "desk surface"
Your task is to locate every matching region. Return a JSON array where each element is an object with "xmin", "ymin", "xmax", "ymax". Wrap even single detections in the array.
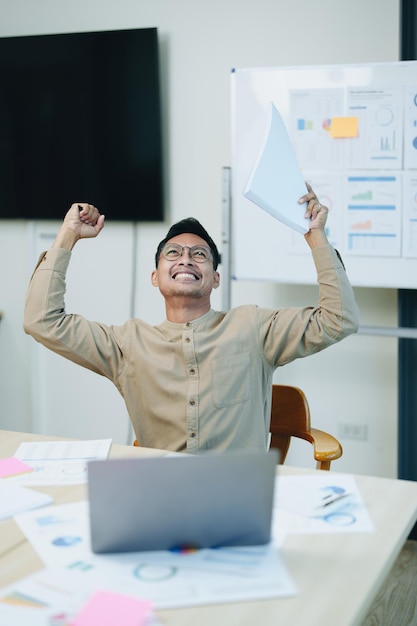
[{"xmin": 1, "ymin": 429, "xmax": 417, "ymax": 626}]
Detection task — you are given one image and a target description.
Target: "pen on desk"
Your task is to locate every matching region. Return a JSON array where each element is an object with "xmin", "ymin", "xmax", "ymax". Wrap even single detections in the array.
[{"xmin": 316, "ymin": 493, "xmax": 351, "ymax": 510}]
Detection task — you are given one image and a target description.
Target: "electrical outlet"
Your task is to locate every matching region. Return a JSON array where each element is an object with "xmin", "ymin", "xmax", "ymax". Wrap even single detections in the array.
[{"xmin": 338, "ymin": 423, "xmax": 368, "ymax": 441}]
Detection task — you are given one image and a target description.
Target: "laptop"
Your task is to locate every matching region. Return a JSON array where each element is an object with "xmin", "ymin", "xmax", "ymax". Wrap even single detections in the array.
[{"xmin": 87, "ymin": 449, "xmax": 279, "ymax": 553}]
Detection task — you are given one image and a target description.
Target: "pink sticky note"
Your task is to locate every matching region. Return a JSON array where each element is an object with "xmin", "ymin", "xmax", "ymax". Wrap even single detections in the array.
[
  {"xmin": 71, "ymin": 590, "xmax": 153, "ymax": 626},
  {"xmin": 0, "ymin": 457, "xmax": 34, "ymax": 477}
]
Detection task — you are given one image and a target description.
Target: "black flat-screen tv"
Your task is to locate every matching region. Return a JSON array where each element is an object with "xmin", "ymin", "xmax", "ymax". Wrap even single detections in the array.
[{"xmin": 0, "ymin": 27, "xmax": 164, "ymax": 221}]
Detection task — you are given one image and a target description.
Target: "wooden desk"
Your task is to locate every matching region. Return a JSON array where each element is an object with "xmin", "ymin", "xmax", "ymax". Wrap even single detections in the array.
[{"xmin": 1, "ymin": 429, "xmax": 417, "ymax": 626}]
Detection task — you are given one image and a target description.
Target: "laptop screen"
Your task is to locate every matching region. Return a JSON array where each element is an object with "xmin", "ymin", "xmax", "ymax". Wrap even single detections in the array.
[{"xmin": 88, "ymin": 449, "xmax": 279, "ymax": 553}]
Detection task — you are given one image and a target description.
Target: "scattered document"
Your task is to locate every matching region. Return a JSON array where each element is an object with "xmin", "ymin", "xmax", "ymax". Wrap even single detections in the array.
[
  {"xmin": 10, "ymin": 471, "xmax": 375, "ymax": 624},
  {"xmin": 273, "ymin": 474, "xmax": 374, "ymax": 535},
  {"xmin": 12, "ymin": 500, "xmax": 298, "ymax": 612},
  {"xmin": 0, "ymin": 567, "xmax": 159, "ymax": 626},
  {"xmin": 244, "ymin": 101, "xmax": 309, "ymax": 234},
  {"xmin": 1, "ymin": 472, "xmax": 376, "ymax": 624},
  {"xmin": 0, "ymin": 479, "xmax": 53, "ymax": 520},
  {"xmin": 14, "ymin": 501, "xmax": 91, "ymax": 568},
  {"xmin": 12, "ymin": 439, "xmax": 112, "ymax": 486}
]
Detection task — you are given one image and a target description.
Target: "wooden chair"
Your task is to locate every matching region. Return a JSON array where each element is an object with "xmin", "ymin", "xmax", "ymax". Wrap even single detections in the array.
[
  {"xmin": 270, "ymin": 384, "xmax": 342, "ymax": 470},
  {"xmin": 134, "ymin": 384, "xmax": 342, "ymax": 470}
]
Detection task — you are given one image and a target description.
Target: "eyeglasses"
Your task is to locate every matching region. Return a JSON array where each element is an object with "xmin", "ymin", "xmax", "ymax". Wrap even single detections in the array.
[{"xmin": 160, "ymin": 243, "xmax": 213, "ymax": 263}]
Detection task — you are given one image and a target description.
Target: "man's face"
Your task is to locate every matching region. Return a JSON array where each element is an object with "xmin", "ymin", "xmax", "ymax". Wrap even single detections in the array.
[{"xmin": 151, "ymin": 233, "xmax": 220, "ymax": 299}]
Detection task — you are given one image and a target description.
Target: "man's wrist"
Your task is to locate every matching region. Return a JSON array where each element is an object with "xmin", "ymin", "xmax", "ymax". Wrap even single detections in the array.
[
  {"xmin": 304, "ymin": 229, "xmax": 329, "ymax": 249},
  {"xmin": 52, "ymin": 226, "xmax": 79, "ymax": 251}
]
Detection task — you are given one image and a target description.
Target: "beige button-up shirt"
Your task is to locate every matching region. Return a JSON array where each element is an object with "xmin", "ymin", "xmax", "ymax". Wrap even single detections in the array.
[{"xmin": 24, "ymin": 244, "xmax": 359, "ymax": 453}]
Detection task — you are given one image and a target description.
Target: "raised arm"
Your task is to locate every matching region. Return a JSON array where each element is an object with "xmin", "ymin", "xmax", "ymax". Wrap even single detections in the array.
[
  {"xmin": 23, "ymin": 202, "xmax": 121, "ymax": 380},
  {"xmin": 259, "ymin": 183, "xmax": 360, "ymax": 367}
]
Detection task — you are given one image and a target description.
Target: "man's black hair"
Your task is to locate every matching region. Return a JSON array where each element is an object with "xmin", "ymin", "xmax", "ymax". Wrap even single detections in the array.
[{"xmin": 155, "ymin": 217, "xmax": 220, "ymax": 270}]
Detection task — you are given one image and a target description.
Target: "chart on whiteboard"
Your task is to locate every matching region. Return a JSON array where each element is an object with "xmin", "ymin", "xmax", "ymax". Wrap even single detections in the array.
[{"xmin": 231, "ymin": 62, "xmax": 417, "ymax": 288}]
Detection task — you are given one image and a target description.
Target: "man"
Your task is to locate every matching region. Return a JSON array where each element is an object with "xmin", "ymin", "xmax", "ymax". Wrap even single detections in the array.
[{"xmin": 24, "ymin": 185, "xmax": 359, "ymax": 452}]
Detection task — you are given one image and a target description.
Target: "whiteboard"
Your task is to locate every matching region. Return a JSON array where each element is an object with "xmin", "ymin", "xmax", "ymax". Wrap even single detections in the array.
[{"xmin": 231, "ymin": 62, "xmax": 417, "ymax": 289}]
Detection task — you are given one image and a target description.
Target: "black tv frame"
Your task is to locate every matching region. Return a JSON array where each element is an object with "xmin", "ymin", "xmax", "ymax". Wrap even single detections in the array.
[{"xmin": 0, "ymin": 27, "xmax": 164, "ymax": 221}]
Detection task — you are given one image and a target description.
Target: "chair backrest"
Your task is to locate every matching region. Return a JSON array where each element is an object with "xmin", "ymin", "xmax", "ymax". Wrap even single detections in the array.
[{"xmin": 269, "ymin": 384, "xmax": 342, "ymax": 470}]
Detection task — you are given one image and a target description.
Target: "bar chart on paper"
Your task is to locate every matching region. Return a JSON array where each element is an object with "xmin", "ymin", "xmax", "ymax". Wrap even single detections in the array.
[{"xmin": 345, "ymin": 174, "xmax": 402, "ymax": 256}]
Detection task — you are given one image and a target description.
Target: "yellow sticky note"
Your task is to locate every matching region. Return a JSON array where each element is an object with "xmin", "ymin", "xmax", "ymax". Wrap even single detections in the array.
[{"xmin": 330, "ymin": 117, "xmax": 359, "ymax": 138}]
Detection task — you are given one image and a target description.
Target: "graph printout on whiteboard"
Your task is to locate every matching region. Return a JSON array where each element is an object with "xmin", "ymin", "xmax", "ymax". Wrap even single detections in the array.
[{"xmin": 231, "ymin": 62, "xmax": 417, "ymax": 289}]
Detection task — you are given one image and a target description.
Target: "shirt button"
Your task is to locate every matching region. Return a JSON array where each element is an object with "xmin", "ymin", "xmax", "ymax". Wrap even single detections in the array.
[
  {"xmin": 190, "ymin": 368, "xmax": 195, "ymax": 375},
  {"xmin": 185, "ymin": 337, "xmax": 191, "ymax": 343},
  {"xmin": 190, "ymin": 432, "xmax": 196, "ymax": 438},
  {"xmin": 189, "ymin": 399, "xmax": 196, "ymax": 406},
  {"xmin": 186, "ymin": 322, "xmax": 191, "ymax": 327}
]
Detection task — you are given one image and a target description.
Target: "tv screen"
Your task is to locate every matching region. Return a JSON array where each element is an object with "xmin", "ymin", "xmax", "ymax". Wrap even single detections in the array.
[{"xmin": 0, "ymin": 27, "xmax": 164, "ymax": 221}]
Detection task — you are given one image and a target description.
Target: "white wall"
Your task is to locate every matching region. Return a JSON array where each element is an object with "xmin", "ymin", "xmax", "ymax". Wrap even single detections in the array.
[{"xmin": 0, "ymin": 0, "xmax": 401, "ymax": 476}]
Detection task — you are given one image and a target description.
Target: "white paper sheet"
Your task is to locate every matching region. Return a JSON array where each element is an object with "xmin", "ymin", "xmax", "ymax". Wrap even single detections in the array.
[
  {"xmin": 9, "ymin": 500, "xmax": 297, "ymax": 620},
  {"xmin": 4, "ymin": 472, "xmax": 375, "ymax": 624},
  {"xmin": 0, "ymin": 479, "xmax": 53, "ymax": 520},
  {"xmin": 244, "ymin": 102, "xmax": 309, "ymax": 234},
  {"xmin": 12, "ymin": 439, "xmax": 112, "ymax": 485},
  {"xmin": 0, "ymin": 567, "xmax": 162, "ymax": 626},
  {"xmin": 273, "ymin": 474, "xmax": 374, "ymax": 534}
]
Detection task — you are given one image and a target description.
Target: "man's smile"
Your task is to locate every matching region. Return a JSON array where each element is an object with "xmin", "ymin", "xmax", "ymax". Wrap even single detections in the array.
[{"xmin": 172, "ymin": 271, "xmax": 200, "ymax": 280}]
